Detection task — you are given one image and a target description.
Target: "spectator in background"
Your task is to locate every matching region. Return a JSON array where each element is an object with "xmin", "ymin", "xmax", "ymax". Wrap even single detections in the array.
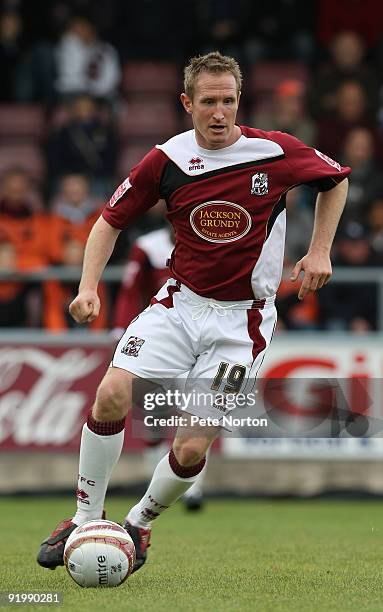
[
  {"xmin": 55, "ymin": 15, "xmax": 121, "ymax": 103},
  {"xmin": 319, "ymin": 221, "xmax": 381, "ymax": 332},
  {"xmin": 0, "ymin": 238, "xmax": 40, "ymax": 327},
  {"xmin": 0, "ymin": 168, "xmax": 46, "ymax": 270},
  {"xmin": 115, "ymin": 0, "xmax": 195, "ymax": 61},
  {"xmin": 309, "ymin": 31, "xmax": 380, "ymax": 119},
  {"xmin": 0, "ymin": 10, "xmax": 25, "ymax": 102},
  {"xmin": 0, "ymin": 167, "xmax": 43, "ymax": 216},
  {"xmin": 194, "ymin": 0, "xmax": 252, "ymax": 63},
  {"xmin": 317, "ymin": 0, "xmax": 383, "ymax": 50},
  {"xmin": 0, "ymin": 168, "xmax": 46, "ymax": 327},
  {"xmin": 15, "ymin": 37, "xmax": 55, "ymax": 105},
  {"xmin": 317, "ymin": 80, "xmax": 375, "ymax": 158},
  {"xmin": 244, "ymin": 0, "xmax": 316, "ymax": 63},
  {"xmin": 340, "ymin": 128, "xmax": 383, "ymax": 221},
  {"xmin": 47, "ymin": 173, "xmax": 102, "ymax": 264},
  {"xmin": 366, "ymin": 196, "xmax": 383, "ymax": 255},
  {"xmin": 0, "ymin": 7, "xmax": 54, "ymax": 104},
  {"xmin": 48, "ymin": 94, "xmax": 118, "ymax": 196},
  {"xmin": 252, "ymin": 79, "xmax": 316, "ymax": 146},
  {"xmin": 44, "ymin": 173, "xmax": 108, "ymax": 332}
]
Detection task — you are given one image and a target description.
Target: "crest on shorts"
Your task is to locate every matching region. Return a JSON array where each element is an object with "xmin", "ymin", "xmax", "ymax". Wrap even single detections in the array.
[
  {"xmin": 251, "ymin": 172, "xmax": 268, "ymax": 196},
  {"xmin": 121, "ymin": 336, "xmax": 145, "ymax": 357}
]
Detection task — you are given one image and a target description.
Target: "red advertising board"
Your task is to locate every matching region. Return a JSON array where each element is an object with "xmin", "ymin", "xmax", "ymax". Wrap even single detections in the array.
[
  {"xmin": 0, "ymin": 341, "xmax": 116, "ymax": 450},
  {"xmin": 2, "ymin": 334, "xmax": 383, "ymax": 457}
]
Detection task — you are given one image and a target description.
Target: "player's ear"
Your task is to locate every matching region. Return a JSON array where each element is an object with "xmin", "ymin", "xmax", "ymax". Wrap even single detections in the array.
[{"xmin": 180, "ymin": 93, "xmax": 192, "ymax": 114}]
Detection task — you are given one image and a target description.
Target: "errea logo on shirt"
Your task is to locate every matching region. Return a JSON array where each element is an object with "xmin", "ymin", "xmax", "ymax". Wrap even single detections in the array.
[
  {"xmin": 190, "ymin": 201, "xmax": 252, "ymax": 243},
  {"xmin": 189, "ymin": 157, "xmax": 204, "ymax": 171},
  {"xmin": 108, "ymin": 178, "xmax": 132, "ymax": 207}
]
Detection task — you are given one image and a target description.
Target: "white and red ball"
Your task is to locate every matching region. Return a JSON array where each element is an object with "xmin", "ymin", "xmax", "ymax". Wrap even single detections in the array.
[{"xmin": 64, "ymin": 520, "xmax": 136, "ymax": 587}]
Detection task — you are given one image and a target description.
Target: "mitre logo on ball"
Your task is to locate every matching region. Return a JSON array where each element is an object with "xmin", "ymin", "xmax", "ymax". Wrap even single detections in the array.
[
  {"xmin": 190, "ymin": 200, "xmax": 252, "ymax": 243},
  {"xmin": 64, "ymin": 520, "xmax": 136, "ymax": 588}
]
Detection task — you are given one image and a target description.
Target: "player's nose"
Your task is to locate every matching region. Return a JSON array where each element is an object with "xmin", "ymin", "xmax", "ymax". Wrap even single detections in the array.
[{"xmin": 212, "ymin": 107, "xmax": 225, "ymax": 121}]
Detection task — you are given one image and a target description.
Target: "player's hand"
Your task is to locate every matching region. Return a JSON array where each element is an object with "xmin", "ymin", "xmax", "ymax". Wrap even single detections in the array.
[
  {"xmin": 69, "ymin": 289, "xmax": 100, "ymax": 323},
  {"xmin": 290, "ymin": 250, "xmax": 332, "ymax": 300}
]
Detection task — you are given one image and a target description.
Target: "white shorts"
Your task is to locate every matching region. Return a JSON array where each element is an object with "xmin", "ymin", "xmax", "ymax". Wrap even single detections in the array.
[{"xmin": 113, "ymin": 279, "xmax": 276, "ymax": 423}]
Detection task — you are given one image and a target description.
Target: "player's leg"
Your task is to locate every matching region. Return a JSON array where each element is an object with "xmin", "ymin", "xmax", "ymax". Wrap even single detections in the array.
[
  {"xmin": 127, "ymin": 414, "xmax": 217, "ymax": 526},
  {"xmin": 72, "ymin": 367, "xmax": 136, "ymax": 525},
  {"xmin": 182, "ymin": 448, "xmax": 209, "ymax": 511},
  {"xmin": 37, "ymin": 366, "xmax": 136, "ymax": 569},
  {"xmin": 140, "ymin": 389, "xmax": 208, "ymax": 512},
  {"xmin": 37, "ymin": 279, "xmax": 197, "ymax": 571},
  {"xmin": 124, "ymin": 289, "xmax": 277, "ymax": 573},
  {"xmin": 124, "ymin": 414, "xmax": 219, "ymax": 572},
  {"xmin": 143, "ymin": 440, "xmax": 208, "ymax": 512}
]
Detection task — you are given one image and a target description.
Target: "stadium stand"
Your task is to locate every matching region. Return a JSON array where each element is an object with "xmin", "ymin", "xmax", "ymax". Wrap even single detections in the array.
[
  {"xmin": 0, "ymin": 105, "xmax": 45, "ymax": 142},
  {"xmin": 121, "ymin": 61, "xmax": 180, "ymax": 98},
  {"xmin": 117, "ymin": 99, "xmax": 180, "ymax": 141}
]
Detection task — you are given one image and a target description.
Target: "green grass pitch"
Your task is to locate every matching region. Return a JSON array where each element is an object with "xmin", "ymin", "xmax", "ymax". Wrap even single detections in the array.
[{"xmin": 1, "ymin": 497, "xmax": 383, "ymax": 611}]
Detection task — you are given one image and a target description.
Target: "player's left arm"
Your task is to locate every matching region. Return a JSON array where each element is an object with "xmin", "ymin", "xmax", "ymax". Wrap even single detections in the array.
[{"xmin": 290, "ymin": 178, "xmax": 349, "ymax": 300}]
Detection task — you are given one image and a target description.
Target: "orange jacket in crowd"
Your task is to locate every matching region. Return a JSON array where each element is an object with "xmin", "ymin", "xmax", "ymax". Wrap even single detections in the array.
[
  {"xmin": 43, "ymin": 280, "xmax": 108, "ymax": 332},
  {"xmin": 47, "ymin": 209, "xmax": 101, "ymax": 264},
  {"xmin": 0, "ymin": 213, "xmax": 48, "ymax": 270},
  {"xmin": 0, "ymin": 207, "xmax": 109, "ymax": 331}
]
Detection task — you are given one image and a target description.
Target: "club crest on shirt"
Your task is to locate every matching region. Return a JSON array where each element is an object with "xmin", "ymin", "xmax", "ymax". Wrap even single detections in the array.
[
  {"xmin": 121, "ymin": 336, "xmax": 145, "ymax": 357},
  {"xmin": 108, "ymin": 178, "xmax": 132, "ymax": 207},
  {"xmin": 251, "ymin": 172, "xmax": 268, "ymax": 196}
]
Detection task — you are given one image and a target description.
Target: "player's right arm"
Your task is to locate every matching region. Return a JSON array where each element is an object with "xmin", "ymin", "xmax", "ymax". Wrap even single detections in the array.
[
  {"xmin": 69, "ymin": 216, "xmax": 121, "ymax": 323},
  {"xmin": 69, "ymin": 147, "xmax": 168, "ymax": 324}
]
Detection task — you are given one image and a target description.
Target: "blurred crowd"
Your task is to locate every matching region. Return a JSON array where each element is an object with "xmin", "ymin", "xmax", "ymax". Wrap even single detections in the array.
[{"xmin": 1, "ymin": 0, "xmax": 383, "ymax": 333}]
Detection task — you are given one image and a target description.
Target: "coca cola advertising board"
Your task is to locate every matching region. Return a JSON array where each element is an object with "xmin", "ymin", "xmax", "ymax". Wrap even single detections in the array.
[{"xmin": 0, "ymin": 340, "xmax": 112, "ymax": 450}]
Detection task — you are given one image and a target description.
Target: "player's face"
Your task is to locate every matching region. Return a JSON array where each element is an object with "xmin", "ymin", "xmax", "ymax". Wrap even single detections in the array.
[{"xmin": 181, "ymin": 72, "xmax": 241, "ymax": 150}]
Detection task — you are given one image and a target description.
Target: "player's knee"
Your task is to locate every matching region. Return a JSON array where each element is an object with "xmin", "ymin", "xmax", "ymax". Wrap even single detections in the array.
[
  {"xmin": 93, "ymin": 377, "xmax": 131, "ymax": 422},
  {"xmin": 172, "ymin": 440, "xmax": 206, "ymax": 467}
]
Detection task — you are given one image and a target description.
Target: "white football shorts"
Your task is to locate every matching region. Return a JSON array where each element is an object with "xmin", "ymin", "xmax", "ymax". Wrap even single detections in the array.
[{"xmin": 112, "ymin": 278, "xmax": 276, "ymax": 423}]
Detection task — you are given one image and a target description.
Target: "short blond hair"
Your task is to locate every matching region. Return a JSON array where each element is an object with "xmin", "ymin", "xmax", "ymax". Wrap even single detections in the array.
[{"xmin": 184, "ymin": 51, "xmax": 242, "ymax": 99}]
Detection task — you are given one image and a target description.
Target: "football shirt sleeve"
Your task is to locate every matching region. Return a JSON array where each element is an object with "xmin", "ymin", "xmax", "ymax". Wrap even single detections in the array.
[
  {"xmin": 270, "ymin": 132, "xmax": 351, "ymax": 192},
  {"xmin": 102, "ymin": 147, "xmax": 168, "ymax": 229}
]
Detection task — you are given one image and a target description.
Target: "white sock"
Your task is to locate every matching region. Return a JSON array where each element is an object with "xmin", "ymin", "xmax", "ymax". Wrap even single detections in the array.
[
  {"xmin": 127, "ymin": 449, "xmax": 206, "ymax": 529},
  {"xmin": 72, "ymin": 420, "xmax": 125, "ymax": 525},
  {"xmin": 183, "ymin": 478, "xmax": 203, "ymax": 500},
  {"xmin": 183, "ymin": 448, "xmax": 209, "ymax": 499},
  {"xmin": 144, "ymin": 441, "xmax": 170, "ymax": 477}
]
